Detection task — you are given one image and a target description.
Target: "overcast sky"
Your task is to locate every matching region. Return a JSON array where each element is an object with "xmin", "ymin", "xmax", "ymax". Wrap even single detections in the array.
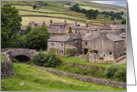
[{"xmin": 91, "ymin": 1, "xmax": 126, "ymax": 7}]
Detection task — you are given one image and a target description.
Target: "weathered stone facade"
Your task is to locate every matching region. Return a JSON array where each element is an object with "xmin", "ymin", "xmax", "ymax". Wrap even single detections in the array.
[
  {"xmin": 48, "ymin": 33, "xmax": 82, "ymax": 56},
  {"xmin": 83, "ymin": 31, "xmax": 124, "ymax": 62}
]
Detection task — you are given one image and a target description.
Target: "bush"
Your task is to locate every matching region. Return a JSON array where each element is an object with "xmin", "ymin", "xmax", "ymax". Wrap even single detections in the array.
[
  {"xmin": 32, "ymin": 51, "xmax": 48, "ymax": 66},
  {"xmin": 99, "ymin": 57, "xmax": 104, "ymax": 61},
  {"xmin": 44, "ymin": 54, "xmax": 62, "ymax": 67},
  {"xmin": 104, "ymin": 64, "xmax": 126, "ymax": 82},
  {"xmin": 32, "ymin": 50, "xmax": 62, "ymax": 67},
  {"xmin": 11, "ymin": 59, "xmax": 19, "ymax": 63},
  {"xmin": 66, "ymin": 48, "xmax": 72, "ymax": 56}
]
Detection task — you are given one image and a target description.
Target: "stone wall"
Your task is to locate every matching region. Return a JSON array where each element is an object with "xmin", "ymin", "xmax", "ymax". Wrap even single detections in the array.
[
  {"xmin": 45, "ymin": 69, "xmax": 126, "ymax": 88},
  {"xmin": 1, "ymin": 51, "xmax": 15, "ymax": 79}
]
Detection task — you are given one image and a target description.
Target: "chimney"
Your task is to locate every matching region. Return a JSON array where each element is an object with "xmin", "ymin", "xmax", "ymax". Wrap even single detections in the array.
[
  {"xmin": 78, "ymin": 24, "xmax": 80, "ymax": 26},
  {"xmin": 100, "ymin": 31, "xmax": 106, "ymax": 37},
  {"xmin": 75, "ymin": 22, "xmax": 77, "ymax": 26},
  {"xmin": 50, "ymin": 20, "xmax": 52, "ymax": 24},
  {"xmin": 29, "ymin": 22, "xmax": 31, "ymax": 25},
  {"xmin": 43, "ymin": 21, "xmax": 45, "ymax": 25},
  {"xmin": 34, "ymin": 23, "xmax": 37, "ymax": 27},
  {"xmin": 86, "ymin": 24, "xmax": 88, "ymax": 27},
  {"xmin": 32, "ymin": 21, "xmax": 34, "ymax": 23},
  {"xmin": 64, "ymin": 20, "xmax": 66, "ymax": 24}
]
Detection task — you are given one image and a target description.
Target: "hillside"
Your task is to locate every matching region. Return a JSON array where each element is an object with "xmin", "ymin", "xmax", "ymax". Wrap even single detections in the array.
[
  {"xmin": 1, "ymin": 1, "xmax": 126, "ymax": 26},
  {"xmin": 1, "ymin": 63, "xmax": 126, "ymax": 91}
]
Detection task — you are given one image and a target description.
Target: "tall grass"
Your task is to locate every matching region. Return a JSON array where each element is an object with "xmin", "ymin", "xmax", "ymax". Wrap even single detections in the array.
[{"xmin": 1, "ymin": 63, "xmax": 126, "ymax": 91}]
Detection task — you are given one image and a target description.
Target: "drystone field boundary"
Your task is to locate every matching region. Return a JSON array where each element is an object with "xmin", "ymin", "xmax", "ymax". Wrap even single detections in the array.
[{"xmin": 32, "ymin": 65, "xmax": 126, "ymax": 89}]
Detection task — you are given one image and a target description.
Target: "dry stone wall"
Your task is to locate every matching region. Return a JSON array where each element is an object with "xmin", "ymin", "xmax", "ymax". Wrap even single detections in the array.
[
  {"xmin": 45, "ymin": 69, "xmax": 126, "ymax": 88},
  {"xmin": 1, "ymin": 51, "xmax": 15, "ymax": 79}
]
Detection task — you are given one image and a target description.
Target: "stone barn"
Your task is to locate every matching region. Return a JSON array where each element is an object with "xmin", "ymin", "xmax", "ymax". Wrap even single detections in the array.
[{"xmin": 83, "ymin": 31, "xmax": 124, "ymax": 62}]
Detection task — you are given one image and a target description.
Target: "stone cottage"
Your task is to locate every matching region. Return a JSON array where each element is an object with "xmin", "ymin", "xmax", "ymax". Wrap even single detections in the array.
[
  {"xmin": 49, "ymin": 20, "xmax": 67, "ymax": 29},
  {"xmin": 83, "ymin": 31, "xmax": 124, "ymax": 62},
  {"xmin": 48, "ymin": 33, "xmax": 82, "ymax": 56}
]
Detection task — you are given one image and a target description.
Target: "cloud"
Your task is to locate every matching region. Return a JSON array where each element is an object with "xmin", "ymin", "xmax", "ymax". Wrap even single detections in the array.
[{"xmin": 91, "ymin": 1, "xmax": 126, "ymax": 7}]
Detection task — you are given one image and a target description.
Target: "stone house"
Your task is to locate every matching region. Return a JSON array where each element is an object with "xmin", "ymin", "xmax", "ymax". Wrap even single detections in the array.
[
  {"xmin": 49, "ymin": 20, "xmax": 67, "ymax": 29},
  {"xmin": 48, "ymin": 33, "xmax": 82, "ymax": 56},
  {"xmin": 119, "ymin": 32, "xmax": 126, "ymax": 51},
  {"xmin": 83, "ymin": 31, "xmax": 124, "ymax": 62},
  {"xmin": 19, "ymin": 21, "xmax": 46, "ymax": 35}
]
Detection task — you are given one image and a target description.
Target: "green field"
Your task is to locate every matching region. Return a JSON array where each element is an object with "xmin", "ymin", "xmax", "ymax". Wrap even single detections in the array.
[
  {"xmin": 21, "ymin": 17, "xmax": 86, "ymax": 26},
  {"xmin": 59, "ymin": 57, "xmax": 111, "ymax": 68},
  {"xmin": 1, "ymin": 63, "xmax": 126, "ymax": 91},
  {"xmin": 13, "ymin": 5, "xmax": 59, "ymax": 13}
]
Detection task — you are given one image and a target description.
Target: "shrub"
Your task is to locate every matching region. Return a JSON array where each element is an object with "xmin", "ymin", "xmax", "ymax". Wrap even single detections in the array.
[
  {"xmin": 44, "ymin": 54, "xmax": 62, "ymax": 67},
  {"xmin": 32, "ymin": 51, "xmax": 48, "ymax": 66},
  {"xmin": 11, "ymin": 59, "xmax": 19, "ymax": 63},
  {"xmin": 24, "ymin": 26, "xmax": 32, "ymax": 35},
  {"xmin": 66, "ymin": 48, "xmax": 72, "ymax": 56},
  {"xmin": 75, "ymin": 48, "xmax": 79, "ymax": 55},
  {"xmin": 99, "ymin": 57, "xmax": 104, "ymax": 61},
  {"xmin": 104, "ymin": 64, "xmax": 126, "ymax": 82}
]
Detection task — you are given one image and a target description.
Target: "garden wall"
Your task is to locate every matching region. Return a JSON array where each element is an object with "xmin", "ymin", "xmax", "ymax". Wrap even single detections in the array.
[{"xmin": 45, "ymin": 69, "xmax": 126, "ymax": 88}]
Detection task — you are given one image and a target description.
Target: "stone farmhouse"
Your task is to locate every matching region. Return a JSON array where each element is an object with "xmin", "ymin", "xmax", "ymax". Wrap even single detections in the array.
[
  {"xmin": 83, "ymin": 31, "xmax": 124, "ymax": 62},
  {"xmin": 48, "ymin": 33, "xmax": 82, "ymax": 56}
]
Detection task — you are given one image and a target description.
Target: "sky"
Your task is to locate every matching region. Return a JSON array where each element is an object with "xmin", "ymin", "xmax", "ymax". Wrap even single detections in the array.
[{"xmin": 91, "ymin": 1, "xmax": 126, "ymax": 7}]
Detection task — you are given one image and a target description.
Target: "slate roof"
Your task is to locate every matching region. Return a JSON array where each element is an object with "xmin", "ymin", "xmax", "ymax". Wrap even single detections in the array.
[
  {"xmin": 48, "ymin": 33, "xmax": 82, "ymax": 42},
  {"xmin": 71, "ymin": 26, "xmax": 87, "ymax": 30},
  {"xmin": 49, "ymin": 28, "xmax": 68, "ymax": 34},
  {"xmin": 83, "ymin": 32, "xmax": 124, "ymax": 41},
  {"xmin": 48, "ymin": 35, "xmax": 70, "ymax": 42},
  {"xmin": 49, "ymin": 22, "xmax": 66, "ymax": 26},
  {"xmin": 106, "ymin": 33, "xmax": 124, "ymax": 41},
  {"xmin": 86, "ymin": 26, "xmax": 102, "ymax": 31},
  {"xmin": 83, "ymin": 32, "xmax": 100, "ymax": 41},
  {"xmin": 119, "ymin": 32, "xmax": 126, "ymax": 38},
  {"xmin": 110, "ymin": 24, "xmax": 126, "ymax": 30}
]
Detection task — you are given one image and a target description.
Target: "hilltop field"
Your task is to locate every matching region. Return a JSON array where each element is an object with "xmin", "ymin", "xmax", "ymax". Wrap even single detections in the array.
[{"xmin": 1, "ymin": 1, "xmax": 126, "ymax": 26}]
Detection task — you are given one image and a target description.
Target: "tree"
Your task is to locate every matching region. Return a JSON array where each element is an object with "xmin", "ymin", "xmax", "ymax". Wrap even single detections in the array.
[
  {"xmin": 121, "ymin": 19, "xmax": 126, "ymax": 24},
  {"xmin": 26, "ymin": 26, "xmax": 50, "ymax": 50},
  {"xmin": 13, "ymin": 35, "xmax": 27, "ymax": 48},
  {"xmin": 33, "ymin": 5, "xmax": 37, "ymax": 9},
  {"xmin": 24, "ymin": 26, "xmax": 32, "ymax": 35},
  {"xmin": 111, "ymin": 17, "xmax": 115, "ymax": 20},
  {"xmin": 1, "ymin": 5, "xmax": 22, "ymax": 48}
]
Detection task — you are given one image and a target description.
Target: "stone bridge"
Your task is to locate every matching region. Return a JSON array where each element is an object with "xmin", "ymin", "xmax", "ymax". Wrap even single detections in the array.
[{"xmin": 2, "ymin": 48, "xmax": 36, "ymax": 62}]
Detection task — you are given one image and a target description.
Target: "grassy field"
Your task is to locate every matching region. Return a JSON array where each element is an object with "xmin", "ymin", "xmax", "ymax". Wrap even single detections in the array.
[
  {"xmin": 13, "ymin": 5, "xmax": 59, "ymax": 13},
  {"xmin": 1, "ymin": 55, "xmax": 6, "ymax": 61},
  {"xmin": 59, "ymin": 56, "xmax": 112, "ymax": 68},
  {"xmin": 21, "ymin": 17, "xmax": 86, "ymax": 26},
  {"xmin": 1, "ymin": 63, "xmax": 126, "ymax": 91}
]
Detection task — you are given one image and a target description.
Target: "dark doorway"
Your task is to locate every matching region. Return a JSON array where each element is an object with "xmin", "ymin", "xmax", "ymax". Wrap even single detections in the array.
[
  {"xmin": 14, "ymin": 55, "xmax": 30, "ymax": 62},
  {"xmin": 84, "ymin": 49, "xmax": 88, "ymax": 54}
]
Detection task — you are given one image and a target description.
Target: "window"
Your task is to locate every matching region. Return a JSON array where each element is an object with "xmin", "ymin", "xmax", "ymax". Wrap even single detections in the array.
[
  {"xmin": 61, "ymin": 43, "xmax": 63, "ymax": 46},
  {"xmin": 103, "ymin": 54, "xmax": 105, "ymax": 57},
  {"xmin": 51, "ymin": 43, "xmax": 54, "ymax": 46},
  {"xmin": 60, "ymin": 50, "xmax": 63, "ymax": 54},
  {"xmin": 109, "ymin": 52, "xmax": 112, "ymax": 55},
  {"xmin": 85, "ymin": 42, "xmax": 88, "ymax": 45}
]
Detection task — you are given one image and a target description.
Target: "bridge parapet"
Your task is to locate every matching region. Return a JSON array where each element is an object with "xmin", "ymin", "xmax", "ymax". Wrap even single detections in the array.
[{"xmin": 2, "ymin": 48, "xmax": 37, "ymax": 60}]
